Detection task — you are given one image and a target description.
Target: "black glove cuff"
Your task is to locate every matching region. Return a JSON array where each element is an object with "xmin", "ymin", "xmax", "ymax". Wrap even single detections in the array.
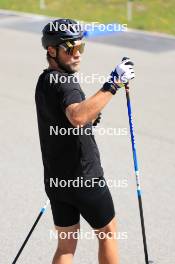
[{"xmin": 102, "ymin": 82, "xmax": 120, "ymax": 95}]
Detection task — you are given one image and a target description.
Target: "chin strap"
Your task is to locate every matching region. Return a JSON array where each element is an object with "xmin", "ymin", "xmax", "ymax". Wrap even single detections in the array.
[
  {"xmin": 47, "ymin": 47, "xmax": 66, "ymax": 72},
  {"xmin": 47, "ymin": 47, "xmax": 74, "ymax": 73},
  {"xmin": 47, "ymin": 47, "xmax": 59, "ymax": 64}
]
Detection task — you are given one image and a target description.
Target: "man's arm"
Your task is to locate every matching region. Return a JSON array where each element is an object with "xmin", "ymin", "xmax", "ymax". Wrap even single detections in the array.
[
  {"xmin": 66, "ymin": 89, "xmax": 112, "ymax": 127},
  {"xmin": 66, "ymin": 57, "xmax": 135, "ymax": 127}
]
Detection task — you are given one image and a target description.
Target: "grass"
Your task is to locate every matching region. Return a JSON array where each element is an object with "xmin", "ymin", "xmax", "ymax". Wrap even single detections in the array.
[{"xmin": 0, "ymin": 0, "xmax": 175, "ymax": 35}]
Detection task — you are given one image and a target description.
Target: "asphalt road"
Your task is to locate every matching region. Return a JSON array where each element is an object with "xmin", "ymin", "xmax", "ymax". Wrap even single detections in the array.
[{"xmin": 0, "ymin": 11, "xmax": 175, "ymax": 264}]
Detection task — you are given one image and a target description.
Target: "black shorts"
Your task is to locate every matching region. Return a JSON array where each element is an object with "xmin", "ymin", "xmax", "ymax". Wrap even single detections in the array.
[{"xmin": 45, "ymin": 176, "xmax": 115, "ymax": 229}]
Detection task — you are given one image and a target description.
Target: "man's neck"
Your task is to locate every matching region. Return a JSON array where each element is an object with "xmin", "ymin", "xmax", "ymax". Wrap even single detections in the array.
[{"xmin": 48, "ymin": 60, "xmax": 65, "ymax": 73}]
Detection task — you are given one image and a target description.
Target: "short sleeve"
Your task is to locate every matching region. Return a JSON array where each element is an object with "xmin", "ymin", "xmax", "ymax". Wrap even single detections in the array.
[{"xmin": 54, "ymin": 74, "xmax": 85, "ymax": 112}]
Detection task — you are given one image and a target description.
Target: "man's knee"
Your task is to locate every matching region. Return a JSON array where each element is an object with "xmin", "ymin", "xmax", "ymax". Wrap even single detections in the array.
[{"xmin": 57, "ymin": 238, "xmax": 77, "ymax": 254}]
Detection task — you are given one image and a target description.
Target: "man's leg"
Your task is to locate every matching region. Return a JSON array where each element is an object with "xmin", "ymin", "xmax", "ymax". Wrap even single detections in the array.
[
  {"xmin": 76, "ymin": 176, "xmax": 118, "ymax": 263},
  {"xmin": 95, "ymin": 217, "xmax": 119, "ymax": 264},
  {"xmin": 52, "ymin": 223, "xmax": 80, "ymax": 264}
]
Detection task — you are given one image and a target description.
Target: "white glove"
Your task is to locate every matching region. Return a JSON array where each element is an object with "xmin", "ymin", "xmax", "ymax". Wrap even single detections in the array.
[
  {"xmin": 111, "ymin": 57, "xmax": 135, "ymax": 84},
  {"xmin": 102, "ymin": 57, "xmax": 135, "ymax": 95}
]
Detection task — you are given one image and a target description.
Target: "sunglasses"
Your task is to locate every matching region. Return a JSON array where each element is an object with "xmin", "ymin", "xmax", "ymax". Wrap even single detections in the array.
[{"xmin": 60, "ymin": 41, "xmax": 85, "ymax": 56}]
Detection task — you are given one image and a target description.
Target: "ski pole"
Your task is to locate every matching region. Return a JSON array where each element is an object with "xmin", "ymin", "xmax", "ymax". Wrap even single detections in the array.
[
  {"xmin": 125, "ymin": 84, "xmax": 153, "ymax": 264},
  {"xmin": 12, "ymin": 199, "xmax": 50, "ymax": 264}
]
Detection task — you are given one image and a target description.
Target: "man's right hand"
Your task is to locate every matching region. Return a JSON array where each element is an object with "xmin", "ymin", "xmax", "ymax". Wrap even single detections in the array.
[
  {"xmin": 110, "ymin": 57, "xmax": 135, "ymax": 85},
  {"xmin": 102, "ymin": 57, "xmax": 135, "ymax": 95}
]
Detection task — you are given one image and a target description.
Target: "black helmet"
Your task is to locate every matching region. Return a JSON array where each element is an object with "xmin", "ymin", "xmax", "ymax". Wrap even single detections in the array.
[{"xmin": 42, "ymin": 18, "xmax": 84, "ymax": 49}]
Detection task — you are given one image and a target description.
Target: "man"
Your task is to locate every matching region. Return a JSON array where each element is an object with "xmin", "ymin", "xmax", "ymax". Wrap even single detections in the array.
[{"xmin": 35, "ymin": 18, "xmax": 135, "ymax": 264}]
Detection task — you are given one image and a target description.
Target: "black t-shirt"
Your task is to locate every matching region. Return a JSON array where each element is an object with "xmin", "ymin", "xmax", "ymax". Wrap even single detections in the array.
[{"xmin": 35, "ymin": 69, "xmax": 104, "ymax": 181}]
